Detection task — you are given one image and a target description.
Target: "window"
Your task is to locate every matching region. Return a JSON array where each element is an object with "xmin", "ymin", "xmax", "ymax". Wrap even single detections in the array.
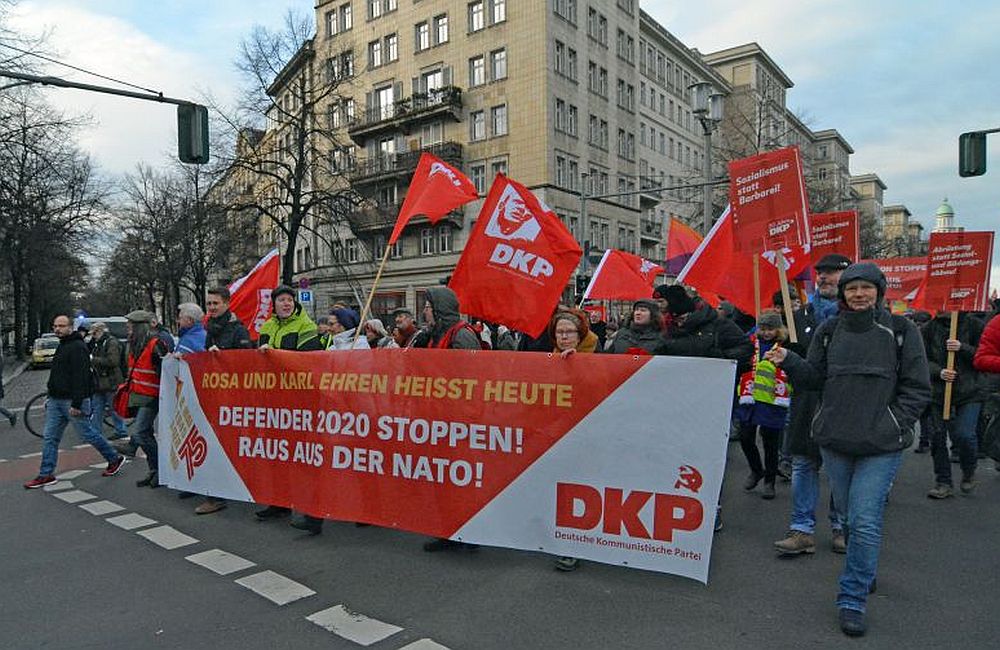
[
  {"xmin": 469, "ymin": 1, "xmax": 485, "ymax": 32},
  {"xmin": 346, "ymin": 238, "xmax": 360, "ymax": 264},
  {"xmin": 567, "ymin": 48, "xmax": 577, "ymax": 80},
  {"xmin": 491, "ymin": 48, "xmax": 507, "ymax": 80},
  {"xmin": 470, "ymin": 110, "xmax": 486, "ymax": 141},
  {"xmin": 434, "ymin": 14, "xmax": 449, "ymax": 44},
  {"xmin": 341, "ymin": 3, "xmax": 353, "ymax": 31},
  {"xmin": 491, "ymin": 104, "xmax": 507, "ymax": 136},
  {"xmin": 419, "ymin": 121, "xmax": 444, "ymax": 146},
  {"xmin": 490, "ymin": 157, "xmax": 508, "ymax": 179},
  {"xmin": 554, "ymin": 40, "xmax": 565, "ymax": 75},
  {"xmin": 368, "ymin": 40, "xmax": 382, "ymax": 68},
  {"xmin": 326, "ymin": 10, "xmax": 338, "ymax": 37},
  {"xmin": 416, "ymin": 22, "xmax": 430, "ymax": 51},
  {"xmin": 469, "ymin": 56, "xmax": 486, "ymax": 86},
  {"xmin": 554, "ymin": 0, "xmax": 577, "ymax": 23},
  {"xmin": 342, "ymin": 51, "xmax": 354, "ymax": 77},
  {"xmin": 556, "ymin": 155, "xmax": 567, "ymax": 186},
  {"xmin": 386, "ymin": 33, "xmax": 398, "ymax": 62},
  {"xmin": 555, "ymin": 98, "xmax": 566, "ymax": 132},
  {"xmin": 470, "ymin": 163, "xmax": 486, "ymax": 193},
  {"xmin": 567, "ymin": 104, "xmax": 578, "ymax": 135},
  {"xmin": 491, "ymin": 0, "xmax": 506, "ymax": 24},
  {"xmin": 617, "ymin": 129, "xmax": 627, "ymax": 158},
  {"xmin": 420, "ymin": 228, "xmax": 435, "ymax": 256},
  {"xmin": 568, "ymin": 160, "xmax": 579, "ymax": 189},
  {"xmin": 626, "ymin": 84, "xmax": 634, "ymax": 111},
  {"xmin": 437, "ymin": 225, "xmax": 453, "ymax": 253},
  {"xmin": 369, "ymin": 0, "xmax": 382, "ymax": 19},
  {"xmin": 375, "ymin": 85, "xmax": 395, "ymax": 120}
]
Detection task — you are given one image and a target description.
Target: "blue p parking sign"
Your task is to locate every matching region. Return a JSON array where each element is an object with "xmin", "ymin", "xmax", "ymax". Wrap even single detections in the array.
[{"xmin": 298, "ymin": 290, "xmax": 313, "ymax": 303}]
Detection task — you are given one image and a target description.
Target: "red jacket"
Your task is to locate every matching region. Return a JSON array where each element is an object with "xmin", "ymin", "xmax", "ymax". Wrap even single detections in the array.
[{"xmin": 974, "ymin": 316, "xmax": 1000, "ymax": 374}]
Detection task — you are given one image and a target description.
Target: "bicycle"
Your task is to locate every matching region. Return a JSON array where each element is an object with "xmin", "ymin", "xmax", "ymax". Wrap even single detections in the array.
[{"xmin": 23, "ymin": 391, "xmax": 128, "ymax": 439}]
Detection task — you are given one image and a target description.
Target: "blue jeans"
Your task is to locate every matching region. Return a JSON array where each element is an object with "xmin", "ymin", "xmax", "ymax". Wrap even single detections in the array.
[
  {"xmin": 789, "ymin": 455, "xmax": 844, "ymax": 534},
  {"xmin": 131, "ymin": 405, "xmax": 159, "ymax": 471},
  {"xmin": 929, "ymin": 402, "xmax": 981, "ymax": 485},
  {"xmin": 40, "ymin": 398, "xmax": 119, "ymax": 477},
  {"xmin": 820, "ymin": 447, "xmax": 902, "ymax": 613},
  {"xmin": 90, "ymin": 390, "xmax": 127, "ymax": 437}
]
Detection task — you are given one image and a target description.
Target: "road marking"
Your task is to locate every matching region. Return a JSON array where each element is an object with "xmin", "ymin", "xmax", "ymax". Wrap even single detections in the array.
[
  {"xmin": 137, "ymin": 525, "xmax": 199, "ymax": 550},
  {"xmin": 305, "ymin": 605, "xmax": 403, "ymax": 646},
  {"xmin": 79, "ymin": 500, "xmax": 125, "ymax": 516},
  {"xmin": 56, "ymin": 469, "xmax": 91, "ymax": 480},
  {"xmin": 72, "ymin": 444, "xmax": 91, "ymax": 449},
  {"xmin": 43, "ymin": 481, "xmax": 72, "ymax": 492},
  {"xmin": 105, "ymin": 513, "xmax": 158, "ymax": 530},
  {"xmin": 398, "ymin": 640, "xmax": 452, "ymax": 650},
  {"xmin": 0, "ymin": 458, "xmax": 8, "ymax": 463},
  {"xmin": 89, "ymin": 463, "xmax": 107, "ymax": 469},
  {"xmin": 235, "ymin": 570, "xmax": 315, "ymax": 606},
  {"xmin": 19, "ymin": 452, "xmax": 42, "ymax": 458},
  {"xmin": 186, "ymin": 549, "xmax": 257, "ymax": 576},
  {"xmin": 52, "ymin": 489, "xmax": 97, "ymax": 504}
]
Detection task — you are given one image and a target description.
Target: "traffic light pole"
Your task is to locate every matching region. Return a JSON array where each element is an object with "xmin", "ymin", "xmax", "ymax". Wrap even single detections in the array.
[{"xmin": 0, "ymin": 69, "xmax": 209, "ymax": 164}]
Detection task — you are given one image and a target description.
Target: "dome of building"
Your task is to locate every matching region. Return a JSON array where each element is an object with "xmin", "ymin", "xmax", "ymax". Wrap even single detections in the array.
[{"xmin": 935, "ymin": 198, "xmax": 954, "ymax": 217}]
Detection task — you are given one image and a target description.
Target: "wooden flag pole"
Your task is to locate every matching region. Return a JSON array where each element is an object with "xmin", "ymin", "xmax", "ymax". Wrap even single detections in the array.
[
  {"xmin": 352, "ymin": 244, "xmax": 394, "ymax": 348},
  {"xmin": 753, "ymin": 254, "xmax": 762, "ymax": 319},
  {"xmin": 775, "ymin": 249, "xmax": 798, "ymax": 344},
  {"xmin": 942, "ymin": 310, "xmax": 959, "ymax": 421}
]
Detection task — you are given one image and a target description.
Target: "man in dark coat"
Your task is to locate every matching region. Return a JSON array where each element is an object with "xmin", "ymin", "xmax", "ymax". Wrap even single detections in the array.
[
  {"xmin": 658, "ymin": 285, "xmax": 752, "ymax": 368},
  {"xmin": 89, "ymin": 321, "xmax": 127, "ymax": 440}
]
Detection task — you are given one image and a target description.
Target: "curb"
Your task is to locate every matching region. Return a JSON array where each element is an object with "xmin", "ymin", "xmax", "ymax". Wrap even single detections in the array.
[{"xmin": 2, "ymin": 361, "xmax": 29, "ymax": 388}]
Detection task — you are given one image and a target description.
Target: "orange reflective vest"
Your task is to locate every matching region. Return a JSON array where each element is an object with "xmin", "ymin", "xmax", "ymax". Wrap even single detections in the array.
[{"xmin": 129, "ymin": 337, "xmax": 161, "ymax": 398}]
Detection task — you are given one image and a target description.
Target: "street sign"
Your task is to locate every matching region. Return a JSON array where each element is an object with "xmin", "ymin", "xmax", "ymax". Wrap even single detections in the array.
[{"xmin": 298, "ymin": 290, "xmax": 313, "ymax": 304}]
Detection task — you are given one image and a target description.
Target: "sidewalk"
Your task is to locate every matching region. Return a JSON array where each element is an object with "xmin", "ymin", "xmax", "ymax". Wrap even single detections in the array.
[{"xmin": 1, "ymin": 356, "xmax": 28, "ymax": 387}]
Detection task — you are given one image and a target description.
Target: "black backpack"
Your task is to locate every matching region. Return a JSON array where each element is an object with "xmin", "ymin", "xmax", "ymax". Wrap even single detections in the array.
[{"xmin": 820, "ymin": 313, "xmax": 907, "ymax": 370}]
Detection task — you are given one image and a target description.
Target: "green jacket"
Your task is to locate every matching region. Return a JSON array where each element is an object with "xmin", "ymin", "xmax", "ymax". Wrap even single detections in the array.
[{"xmin": 259, "ymin": 306, "xmax": 321, "ymax": 351}]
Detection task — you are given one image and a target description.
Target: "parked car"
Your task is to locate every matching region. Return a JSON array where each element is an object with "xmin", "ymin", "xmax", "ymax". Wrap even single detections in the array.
[{"xmin": 30, "ymin": 335, "xmax": 59, "ymax": 369}]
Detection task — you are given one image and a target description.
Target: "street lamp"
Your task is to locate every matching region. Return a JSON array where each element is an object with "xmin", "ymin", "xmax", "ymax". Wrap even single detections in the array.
[{"xmin": 690, "ymin": 82, "xmax": 724, "ymax": 235}]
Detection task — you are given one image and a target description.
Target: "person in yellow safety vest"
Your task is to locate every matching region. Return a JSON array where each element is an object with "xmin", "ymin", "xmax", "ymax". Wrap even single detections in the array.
[{"xmin": 736, "ymin": 310, "xmax": 792, "ymax": 500}]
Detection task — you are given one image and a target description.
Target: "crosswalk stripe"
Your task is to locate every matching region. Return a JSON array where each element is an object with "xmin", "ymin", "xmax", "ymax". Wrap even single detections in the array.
[
  {"xmin": 105, "ymin": 513, "xmax": 158, "ymax": 530},
  {"xmin": 235, "ymin": 570, "xmax": 315, "ymax": 606},
  {"xmin": 305, "ymin": 605, "xmax": 403, "ymax": 646},
  {"xmin": 137, "ymin": 525, "xmax": 199, "ymax": 550},
  {"xmin": 79, "ymin": 500, "xmax": 125, "ymax": 516},
  {"xmin": 398, "ymin": 640, "xmax": 452, "ymax": 650},
  {"xmin": 52, "ymin": 489, "xmax": 97, "ymax": 504},
  {"xmin": 19, "ymin": 452, "xmax": 42, "ymax": 458},
  {"xmin": 43, "ymin": 481, "xmax": 73, "ymax": 492},
  {"xmin": 56, "ymin": 469, "xmax": 91, "ymax": 480},
  {"xmin": 185, "ymin": 549, "xmax": 257, "ymax": 576}
]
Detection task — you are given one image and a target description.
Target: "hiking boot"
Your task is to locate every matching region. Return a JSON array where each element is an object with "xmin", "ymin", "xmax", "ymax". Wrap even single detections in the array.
[
  {"xmin": 102, "ymin": 455, "xmax": 127, "ymax": 477},
  {"xmin": 195, "ymin": 500, "xmax": 227, "ymax": 515},
  {"xmin": 960, "ymin": 472, "xmax": 976, "ymax": 494},
  {"xmin": 555, "ymin": 556, "xmax": 580, "ymax": 571},
  {"xmin": 839, "ymin": 608, "xmax": 867, "ymax": 637},
  {"xmin": 831, "ymin": 531, "xmax": 847, "ymax": 554},
  {"xmin": 927, "ymin": 484, "xmax": 953, "ymax": 499},
  {"xmin": 255, "ymin": 505, "xmax": 291, "ymax": 520},
  {"xmin": 774, "ymin": 530, "xmax": 816, "ymax": 555},
  {"xmin": 761, "ymin": 482, "xmax": 776, "ymax": 500},
  {"xmin": 24, "ymin": 475, "xmax": 56, "ymax": 490},
  {"xmin": 743, "ymin": 472, "xmax": 762, "ymax": 491}
]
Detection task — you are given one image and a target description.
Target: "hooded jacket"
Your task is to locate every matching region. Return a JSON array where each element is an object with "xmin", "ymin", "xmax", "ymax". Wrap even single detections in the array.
[
  {"xmin": 47, "ymin": 331, "xmax": 95, "ymax": 409},
  {"xmin": 610, "ymin": 300, "xmax": 666, "ymax": 354},
  {"xmin": 258, "ymin": 304, "xmax": 321, "ymax": 351},
  {"xmin": 974, "ymin": 315, "xmax": 1000, "ymax": 374},
  {"xmin": 206, "ymin": 310, "xmax": 252, "ymax": 350},
  {"xmin": 923, "ymin": 312, "xmax": 985, "ymax": 406},
  {"xmin": 177, "ymin": 321, "xmax": 207, "ymax": 355},
  {"xmin": 659, "ymin": 302, "xmax": 753, "ymax": 370},
  {"xmin": 426, "ymin": 287, "xmax": 480, "ymax": 350},
  {"xmin": 781, "ymin": 262, "xmax": 931, "ymax": 456}
]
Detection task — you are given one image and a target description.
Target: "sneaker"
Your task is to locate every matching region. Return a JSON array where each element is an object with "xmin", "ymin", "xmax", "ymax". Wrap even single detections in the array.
[
  {"xmin": 927, "ymin": 484, "xmax": 954, "ymax": 499},
  {"xmin": 776, "ymin": 461, "xmax": 792, "ymax": 482},
  {"xmin": 136, "ymin": 471, "xmax": 158, "ymax": 488},
  {"xmin": 178, "ymin": 491, "xmax": 197, "ymax": 500},
  {"xmin": 831, "ymin": 531, "xmax": 847, "ymax": 554},
  {"xmin": 761, "ymin": 482, "xmax": 776, "ymax": 500},
  {"xmin": 107, "ymin": 432, "xmax": 128, "ymax": 441},
  {"xmin": 774, "ymin": 530, "xmax": 816, "ymax": 555},
  {"xmin": 743, "ymin": 472, "xmax": 762, "ymax": 491},
  {"xmin": 255, "ymin": 505, "xmax": 291, "ymax": 520},
  {"xmin": 195, "ymin": 500, "xmax": 227, "ymax": 515},
  {"xmin": 24, "ymin": 475, "xmax": 56, "ymax": 489},
  {"xmin": 555, "ymin": 556, "xmax": 580, "ymax": 571},
  {"xmin": 960, "ymin": 473, "xmax": 976, "ymax": 494},
  {"xmin": 102, "ymin": 455, "xmax": 126, "ymax": 477},
  {"xmin": 289, "ymin": 517, "xmax": 323, "ymax": 535},
  {"xmin": 838, "ymin": 608, "xmax": 867, "ymax": 637}
]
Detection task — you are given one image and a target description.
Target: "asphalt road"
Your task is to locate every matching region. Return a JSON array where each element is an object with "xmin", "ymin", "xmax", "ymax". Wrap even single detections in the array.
[{"xmin": 1, "ymin": 367, "xmax": 998, "ymax": 649}]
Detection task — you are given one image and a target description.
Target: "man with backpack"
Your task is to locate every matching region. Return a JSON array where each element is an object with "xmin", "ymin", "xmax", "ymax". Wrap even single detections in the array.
[{"xmin": 766, "ymin": 262, "xmax": 931, "ymax": 637}]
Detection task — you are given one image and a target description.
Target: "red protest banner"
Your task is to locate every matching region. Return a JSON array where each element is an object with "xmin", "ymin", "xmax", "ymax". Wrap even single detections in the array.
[
  {"xmin": 449, "ymin": 174, "xmax": 581, "ymax": 337},
  {"xmin": 919, "ymin": 231, "xmax": 995, "ymax": 311},
  {"xmin": 810, "ymin": 211, "xmax": 859, "ymax": 262},
  {"xmin": 865, "ymin": 256, "xmax": 927, "ymax": 302},
  {"xmin": 389, "ymin": 153, "xmax": 479, "ymax": 246},
  {"xmin": 228, "ymin": 249, "xmax": 280, "ymax": 340},
  {"xmin": 160, "ymin": 350, "xmax": 735, "ymax": 581},
  {"xmin": 727, "ymin": 146, "xmax": 810, "ymax": 253},
  {"xmin": 583, "ymin": 249, "xmax": 664, "ymax": 301}
]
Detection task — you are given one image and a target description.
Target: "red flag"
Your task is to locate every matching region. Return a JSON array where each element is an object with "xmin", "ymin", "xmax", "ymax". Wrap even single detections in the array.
[
  {"xmin": 665, "ymin": 217, "xmax": 703, "ymax": 275},
  {"xmin": 810, "ymin": 211, "xmax": 860, "ymax": 262},
  {"xmin": 728, "ymin": 146, "xmax": 810, "ymax": 253},
  {"xmin": 227, "ymin": 249, "xmax": 280, "ymax": 341},
  {"xmin": 583, "ymin": 250, "xmax": 664, "ymax": 301},
  {"xmin": 389, "ymin": 153, "xmax": 479, "ymax": 245},
  {"xmin": 677, "ymin": 206, "xmax": 810, "ymax": 316},
  {"xmin": 449, "ymin": 174, "xmax": 582, "ymax": 337}
]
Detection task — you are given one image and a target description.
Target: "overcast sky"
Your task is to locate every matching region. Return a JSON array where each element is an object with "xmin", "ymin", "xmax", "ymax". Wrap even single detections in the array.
[{"xmin": 9, "ymin": 0, "xmax": 999, "ymax": 287}]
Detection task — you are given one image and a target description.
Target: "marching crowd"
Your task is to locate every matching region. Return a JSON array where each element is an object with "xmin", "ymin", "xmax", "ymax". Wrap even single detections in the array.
[{"xmin": 16, "ymin": 256, "xmax": 1000, "ymax": 638}]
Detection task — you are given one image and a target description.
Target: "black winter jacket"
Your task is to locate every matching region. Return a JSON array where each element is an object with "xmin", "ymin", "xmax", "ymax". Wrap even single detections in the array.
[
  {"xmin": 782, "ymin": 308, "xmax": 931, "ymax": 456},
  {"xmin": 47, "ymin": 332, "xmax": 95, "ymax": 409},
  {"xmin": 923, "ymin": 313, "xmax": 985, "ymax": 407},
  {"xmin": 785, "ymin": 302, "xmax": 835, "ymax": 457},
  {"xmin": 206, "ymin": 310, "xmax": 253, "ymax": 350},
  {"xmin": 660, "ymin": 304, "xmax": 753, "ymax": 370}
]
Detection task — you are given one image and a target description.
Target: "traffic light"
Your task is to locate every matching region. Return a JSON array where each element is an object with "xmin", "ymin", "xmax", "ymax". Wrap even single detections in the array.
[
  {"xmin": 959, "ymin": 131, "xmax": 987, "ymax": 177},
  {"xmin": 177, "ymin": 104, "xmax": 210, "ymax": 164},
  {"xmin": 575, "ymin": 275, "xmax": 590, "ymax": 296}
]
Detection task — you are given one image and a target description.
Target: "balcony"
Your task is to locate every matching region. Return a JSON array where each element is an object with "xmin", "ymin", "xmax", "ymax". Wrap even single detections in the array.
[
  {"xmin": 345, "ymin": 141, "xmax": 463, "ymax": 186},
  {"xmin": 344, "ymin": 200, "xmax": 465, "ymax": 235},
  {"xmin": 640, "ymin": 218, "xmax": 663, "ymax": 242},
  {"xmin": 347, "ymin": 86, "xmax": 463, "ymax": 144}
]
